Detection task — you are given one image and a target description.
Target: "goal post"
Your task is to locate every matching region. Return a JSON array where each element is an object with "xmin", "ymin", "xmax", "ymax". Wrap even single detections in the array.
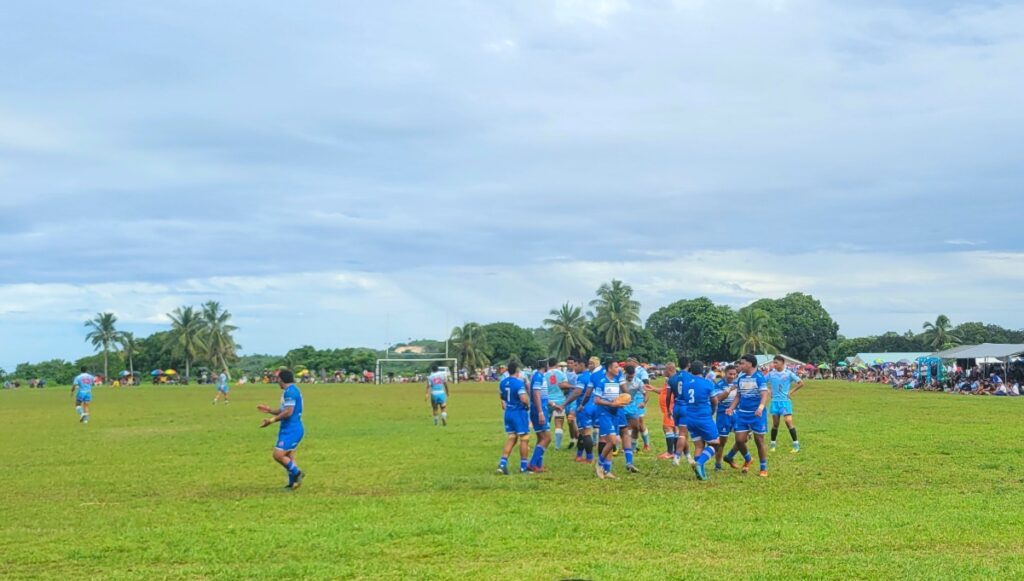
[{"xmin": 375, "ymin": 357, "xmax": 459, "ymax": 385}]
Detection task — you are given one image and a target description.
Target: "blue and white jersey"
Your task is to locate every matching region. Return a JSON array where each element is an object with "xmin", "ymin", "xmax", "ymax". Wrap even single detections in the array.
[
  {"xmin": 577, "ymin": 370, "xmax": 594, "ymax": 405},
  {"xmin": 626, "ymin": 375, "xmax": 646, "ymax": 406},
  {"xmin": 991, "ymin": 374, "xmax": 1003, "ymax": 384},
  {"xmin": 545, "ymin": 368, "xmax": 567, "ymax": 404},
  {"xmin": 590, "ymin": 369, "xmax": 624, "ymax": 404},
  {"xmin": 530, "ymin": 371, "xmax": 549, "ymax": 404},
  {"xmin": 217, "ymin": 372, "xmax": 229, "ymax": 389},
  {"xmin": 767, "ymin": 369, "xmax": 801, "ymax": 401},
  {"xmin": 685, "ymin": 376, "xmax": 718, "ymax": 420},
  {"xmin": 428, "ymin": 371, "xmax": 447, "ymax": 395},
  {"xmin": 715, "ymin": 378, "xmax": 738, "ymax": 408},
  {"xmin": 499, "ymin": 376, "xmax": 528, "ymax": 410},
  {"xmin": 280, "ymin": 384, "xmax": 303, "ymax": 430},
  {"xmin": 736, "ymin": 372, "xmax": 768, "ymax": 414},
  {"xmin": 73, "ymin": 373, "xmax": 96, "ymax": 397}
]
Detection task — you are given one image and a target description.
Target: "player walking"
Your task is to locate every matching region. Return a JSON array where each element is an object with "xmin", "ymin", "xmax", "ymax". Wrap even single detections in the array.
[
  {"xmin": 725, "ymin": 355, "xmax": 770, "ymax": 477},
  {"xmin": 527, "ymin": 359, "xmax": 553, "ymax": 472},
  {"xmin": 71, "ymin": 366, "xmax": 95, "ymax": 424},
  {"xmin": 258, "ymin": 369, "xmax": 305, "ymax": 490},
  {"xmin": 714, "ymin": 364, "xmax": 740, "ymax": 470},
  {"xmin": 213, "ymin": 367, "xmax": 231, "ymax": 405},
  {"xmin": 497, "ymin": 361, "xmax": 531, "ymax": 475},
  {"xmin": 425, "ymin": 364, "xmax": 450, "ymax": 426},
  {"xmin": 768, "ymin": 356, "xmax": 804, "ymax": 453}
]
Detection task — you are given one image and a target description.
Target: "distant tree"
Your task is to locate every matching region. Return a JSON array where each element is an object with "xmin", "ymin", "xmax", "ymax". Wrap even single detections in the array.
[
  {"xmin": 167, "ymin": 306, "xmax": 207, "ymax": 379},
  {"xmin": 613, "ymin": 328, "xmax": 674, "ymax": 363},
  {"xmin": 202, "ymin": 301, "xmax": 240, "ymax": 369},
  {"xmin": 118, "ymin": 332, "xmax": 141, "ymax": 379},
  {"xmin": 84, "ymin": 312, "xmax": 121, "ymax": 381},
  {"xmin": 450, "ymin": 323, "xmax": 493, "ymax": 374},
  {"xmin": 745, "ymin": 293, "xmax": 838, "ymax": 361},
  {"xmin": 646, "ymin": 297, "xmax": 734, "ymax": 361},
  {"xmin": 481, "ymin": 323, "xmax": 545, "ymax": 365},
  {"xmin": 589, "ymin": 280, "xmax": 642, "ymax": 352},
  {"xmin": 729, "ymin": 308, "xmax": 784, "ymax": 357},
  {"xmin": 544, "ymin": 303, "xmax": 593, "ymax": 360},
  {"xmin": 922, "ymin": 315, "xmax": 961, "ymax": 351}
]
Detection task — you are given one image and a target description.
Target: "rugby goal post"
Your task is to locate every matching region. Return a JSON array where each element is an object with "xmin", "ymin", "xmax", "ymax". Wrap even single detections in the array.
[{"xmin": 375, "ymin": 357, "xmax": 459, "ymax": 385}]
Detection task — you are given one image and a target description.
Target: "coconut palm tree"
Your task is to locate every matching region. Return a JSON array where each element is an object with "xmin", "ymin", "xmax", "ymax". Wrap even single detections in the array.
[
  {"xmin": 167, "ymin": 306, "xmax": 208, "ymax": 380},
  {"xmin": 118, "ymin": 331, "xmax": 141, "ymax": 382},
  {"xmin": 85, "ymin": 312, "xmax": 121, "ymax": 381},
  {"xmin": 588, "ymin": 280, "xmax": 641, "ymax": 352},
  {"xmin": 544, "ymin": 303, "xmax": 592, "ymax": 359},
  {"xmin": 922, "ymin": 314, "xmax": 960, "ymax": 351},
  {"xmin": 202, "ymin": 301, "xmax": 240, "ymax": 369},
  {"xmin": 449, "ymin": 322, "xmax": 492, "ymax": 374},
  {"xmin": 729, "ymin": 308, "xmax": 784, "ymax": 357}
]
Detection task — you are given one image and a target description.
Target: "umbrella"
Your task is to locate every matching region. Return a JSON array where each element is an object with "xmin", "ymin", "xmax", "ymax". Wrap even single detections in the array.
[
  {"xmin": 804, "ymin": 364, "xmax": 816, "ymax": 370},
  {"xmin": 119, "ymin": 370, "xmax": 130, "ymax": 377},
  {"xmin": 150, "ymin": 370, "xmax": 162, "ymax": 376},
  {"xmin": 897, "ymin": 359, "xmax": 911, "ymax": 365},
  {"xmin": 818, "ymin": 363, "xmax": 830, "ymax": 369},
  {"xmin": 297, "ymin": 369, "xmax": 310, "ymax": 377},
  {"xmin": 837, "ymin": 361, "xmax": 848, "ymax": 367},
  {"xmin": 165, "ymin": 369, "xmax": 177, "ymax": 375},
  {"xmin": 874, "ymin": 358, "xmax": 885, "ymax": 365}
]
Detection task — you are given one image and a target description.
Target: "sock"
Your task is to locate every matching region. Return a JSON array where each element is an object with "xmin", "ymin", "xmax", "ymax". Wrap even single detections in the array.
[
  {"xmin": 771, "ymin": 428, "xmax": 778, "ymax": 443},
  {"xmin": 642, "ymin": 430, "xmax": 650, "ymax": 447},
  {"xmin": 75, "ymin": 405, "xmax": 83, "ymax": 416},
  {"xmin": 666, "ymin": 434, "xmax": 677, "ymax": 455},
  {"xmin": 698, "ymin": 445, "xmax": 715, "ymax": 467},
  {"xmin": 725, "ymin": 447, "xmax": 736, "ymax": 462},
  {"xmin": 576, "ymin": 437, "xmax": 585, "ymax": 458},
  {"xmin": 760, "ymin": 459, "xmax": 768, "ymax": 471},
  {"xmin": 744, "ymin": 453, "xmax": 753, "ymax": 463},
  {"xmin": 584, "ymin": 435, "xmax": 594, "ymax": 461},
  {"xmin": 537, "ymin": 446, "xmax": 546, "ymax": 468},
  {"xmin": 603, "ymin": 459, "xmax": 613, "ymax": 473},
  {"xmin": 285, "ymin": 460, "xmax": 300, "ymax": 476},
  {"xmin": 433, "ymin": 415, "xmax": 439, "ymax": 425},
  {"xmin": 789, "ymin": 428, "xmax": 798, "ymax": 444},
  {"xmin": 499, "ymin": 456, "xmax": 508, "ymax": 469},
  {"xmin": 520, "ymin": 459, "xmax": 528, "ymax": 472},
  {"xmin": 440, "ymin": 412, "xmax": 447, "ymax": 424},
  {"xmin": 598, "ymin": 441, "xmax": 606, "ymax": 458},
  {"xmin": 555, "ymin": 429, "xmax": 564, "ymax": 450},
  {"xmin": 625, "ymin": 448, "xmax": 634, "ymax": 466}
]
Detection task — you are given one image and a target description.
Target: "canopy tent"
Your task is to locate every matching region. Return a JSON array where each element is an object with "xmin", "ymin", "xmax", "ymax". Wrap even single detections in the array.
[
  {"xmin": 932, "ymin": 343, "xmax": 1024, "ymax": 360},
  {"xmin": 755, "ymin": 354, "xmax": 807, "ymax": 367},
  {"xmin": 849, "ymin": 353, "xmax": 930, "ymax": 366},
  {"xmin": 916, "ymin": 356, "xmax": 945, "ymax": 382}
]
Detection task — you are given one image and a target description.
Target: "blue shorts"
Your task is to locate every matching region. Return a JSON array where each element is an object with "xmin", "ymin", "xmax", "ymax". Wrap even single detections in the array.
[
  {"xmin": 275, "ymin": 427, "xmax": 304, "ymax": 452},
  {"xmin": 672, "ymin": 406, "xmax": 688, "ymax": 428},
  {"xmin": 734, "ymin": 411, "xmax": 768, "ymax": 435},
  {"xmin": 431, "ymin": 393, "xmax": 447, "ymax": 406},
  {"xmin": 530, "ymin": 406, "xmax": 551, "ymax": 433},
  {"xmin": 770, "ymin": 400, "xmax": 793, "ymax": 416},
  {"xmin": 716, "ymin": 412, "xmax": 735, "ymax": 437},
  {"xmin": 504, "ymin": 408, "xmax": 530, "ymax": 436},
  {"xmin": 578, "ymin": 402, "xmax": 598, "ymax": 430},
  {"xmin": 598, "ymin": 407, "xmax": 624, "ymax": 437},
  {"xmin": 217, "ymin": 386, "xmax": 229, "ymax": 394},
  {"xmin": 565, "ymin": 400, "xmax": 578, "ymax": 417},
  {"xmin": 624, "ymin": 403, "xmax": 646, "ymax": 420},
  {"xmin": 76, "ymin": 393, "xmax": 92, "ymax": 404},
  {"xmin": 687, "ymin": 416, "xmax": 718, "ymax": 443}
]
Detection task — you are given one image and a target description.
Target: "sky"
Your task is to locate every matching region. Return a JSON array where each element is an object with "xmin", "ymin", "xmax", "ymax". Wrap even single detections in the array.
[{"xmin": 2, "ymin": 0, "xmax": 1023, "ymax": 369}]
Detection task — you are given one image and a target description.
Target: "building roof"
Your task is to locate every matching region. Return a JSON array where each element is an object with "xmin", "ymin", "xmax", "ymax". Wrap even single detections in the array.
[
  {"xmin": 851, "ymin": 353, "xmax": 931, "ymax": 365},
  {"xmin": 932, "ymin": 343, "xmax": 1024, "ymax": 360}
]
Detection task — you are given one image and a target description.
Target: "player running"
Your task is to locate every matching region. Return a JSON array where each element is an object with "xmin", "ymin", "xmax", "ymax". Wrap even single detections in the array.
[
  {"xmin": 497, "ymin": 361, "xmax": 531, "ymax": 475},
  {"xmin": 71, "ymin": 366, "xmax": 95, "ymax": 424},
  {"xmin": 724, "ymin": 355, "xmax": 770, "ymax": 477},
  {"xmin": 527, "ymin": 359, "xmax": 553, "ymax": 472},
  {"xmin": 768, "ymin": 355, "xmax": 805, "ymax": 453},
  {"xmin": 258, "ymin": 369, "xmax": 305, "ymax": 490},
  {"xmin": 426, "ymin": 364, "xmax": 450, "ymax": 426},
  {"xmin": 213, "ymin": 367, "xmax": 231, "ymax": 405},
  {"xmin": 714, "ymin": 364, "xmax": 740, "ymax": 470}
]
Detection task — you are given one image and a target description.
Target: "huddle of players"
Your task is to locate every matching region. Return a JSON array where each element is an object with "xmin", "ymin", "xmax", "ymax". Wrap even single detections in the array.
[{"xmin": 498, "ymin": 354, "xmax": 804, "ymax": 480}]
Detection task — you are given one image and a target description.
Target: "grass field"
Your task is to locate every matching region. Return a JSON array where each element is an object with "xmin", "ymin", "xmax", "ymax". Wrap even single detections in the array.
[{"xmin": 2, "ymin": 380, "xmax": 1024, "ymax": 579}]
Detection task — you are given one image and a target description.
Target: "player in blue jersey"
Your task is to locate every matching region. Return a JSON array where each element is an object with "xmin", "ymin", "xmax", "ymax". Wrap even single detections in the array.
[
  {"xmin": 213, "ymin": 367, "xmax": 231, "ymax": 405},
  {"xmin": 527, "ymin": 359, "xmax": 553, "ymax": 472},
  {"xmin": 621, "ymin": 364, "xmax": 648, "ymax": 473},
  {"xmin": 258, "ymin": 369, "xmax": 305, "ymax": 490},
  {"xmin": 425, "ymin": 364, "xmax": 450, "ymax": 426},
  {"xmin": 562, "ymin": 357, "xmax": 589, "ymax": 462},
  {"xmin": 683, "ymin": 361, "xmax": 728, "ymax": 481},
  {"xmin": 71, "ymin": 367, "xmax": 96, "ymax": 424},
  {"xmin": 570, "ymin": 357, "xmax": 599, "ymax": 463},
  {"xmin": 768, "ymin": 355, "xmax": 805, "ymax": 453},
  {"xmin": 666, "ymin": 356, "xmax": 694, "ymax": 467},
  {"xmin": 591, "ymin": 357, "xmax": 627, "ymax": 479},
  {"xmin": 724, "ymin": 355, "xmax": 770, "ymax": 477},
  {"xmin": 545, "ymin": 357, "xmax": 570, "ymax": 450},
  {"xmin": 627, "ymin": 356, "xmax": 652, "ymax": 453},
  {"xmin": 497, "ymin": 361, "xmax": 532, "ymax": 475},
  {"xmin": 562, "ymin": 356, "xmax": 580, "ymax": 451},
  {"xmin": 714, "ymin": 364, "xmax": 740, "ymax": 471}
]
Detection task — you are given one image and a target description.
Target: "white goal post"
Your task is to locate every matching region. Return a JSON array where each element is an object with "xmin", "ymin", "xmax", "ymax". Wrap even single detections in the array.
[{"xmin": 375, "ymin": 357, "xmax": 459, "ymax": 385}]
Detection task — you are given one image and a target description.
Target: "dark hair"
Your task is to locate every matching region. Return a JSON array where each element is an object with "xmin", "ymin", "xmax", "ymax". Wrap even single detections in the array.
[
  {"xmin": 725, "ymin": 364, "xmax": 737, "ymax": 372},
  {"xmin": 80, "ymin": 366, "xmax": 87, "ymax": 373},
  {"xmin": 602, "ymin": 356, "xmax": 617, "ymax": 368},
  {"xmin": 538, "ymin": 359, "xmax": 549, "ymax": 370},
  {"xmin": 624, "ymin": 364, "xmax": 636, "ymax": 375},
  {"xmin": 677, "ymin": 355, "xmax": 690, "ymax": 370},
  {"xmin": 773, "ymin": 355, "xmax": 785, "ymax": 363},
  {"xmin": 548, "ymin": 357, "xmax": 558, "ymax": 367},
  {"xmin": 690, "ymin": 361, "xmax": 706, "ymax": 377},
  {"xmin": 279, "ymin": 369, "xmax": 295, "ymax": 383},
  {"xmin": 566, "ymin": 356, "xmax": 577, "ymax": 364},
  {"xmin": 740, "ymin": 354, "xmax": 758, "ymax": 368},
  {"xmin": 508, "ymin": 361, "xmax": 520, "ymax": 374},
  {"xmin": 430, "ymin": 364, "xmax": 439, "ymax": 372}
]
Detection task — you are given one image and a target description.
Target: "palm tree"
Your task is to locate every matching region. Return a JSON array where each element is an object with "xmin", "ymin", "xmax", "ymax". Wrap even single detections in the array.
[
  {"xmin": 922, "ymin": 314, "xmax": 960, "ymax": 351},
  {"xmin": 119, "ymin": 332, "xmax": 141, "ymax": 381},
  {"xmin": 729, "ymin": 308, "xmax": 784, "ymax": 357},
  {"xmin": 544, "ymin": 303, "xmax": 592, "ymax": 359},
  {"xmin": 167, "ymin": 306, "xmax": 208, "ymax": 379},
  {"xmin": 202, "ymin": 301, "xmax": 240, "ymax": 369},
  {"xmin": 449, "ymin": 322, "xmax": 492, "ymax": 374},
  {"xmin": 588, "ymin": 279, "xmax": 642, "ymax": 351},
  {"xmin": 85, "ymin": 312, "xmax": 121, "ymax": 381}
]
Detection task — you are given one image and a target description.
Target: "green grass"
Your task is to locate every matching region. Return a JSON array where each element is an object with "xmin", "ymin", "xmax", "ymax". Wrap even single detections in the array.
[{"xmin": 2, "ymin": 381, "xmax": 1023, "ymax": 579}]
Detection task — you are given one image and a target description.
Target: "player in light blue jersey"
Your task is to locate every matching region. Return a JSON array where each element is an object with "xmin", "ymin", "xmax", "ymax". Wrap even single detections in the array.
[
  {"xmin": 768, "ymin": 355, "xmax": 805, "ymax": 453},
  {"xmin": 545, "ymin": 357, "xmax": 570, "ymax": 450},
  {"xmin": 527, "ymin": 360, "xmax": 552, "ymax": 472},
  {"xmin": 621, "ymin": 364, "xmax": 647, "ymax": 473},
  {"xmin": 213, "ymin": 367, "xmax": 231, "ymax": 405},
  {"xmin": 713, "ymin": 365, "xmax": 740, "ymax": 471},
  {"xmin": 724, "ymin": 354, "xmax": 770, "ymax": 477},
  {"xmin": 591, "ymin": 358, "xmax": 627, "ymax": 479},
  {"xmin": 497, "ymin": 361, "xmax": 532, "ymax": 475},
  {"xmin": 258, "ymin": 369, "xmax": 305, "ymax": 490},
  {"xmin": 71, "ymin": 367, "xmax": 96, "ymax": 424},
  {"xmin": 425, "ymin": 364, "xmax": 450, "ymax": 426},
  {"xmin": 627, "ymin": 356, "xmax": 652, "ymax": 452}
]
